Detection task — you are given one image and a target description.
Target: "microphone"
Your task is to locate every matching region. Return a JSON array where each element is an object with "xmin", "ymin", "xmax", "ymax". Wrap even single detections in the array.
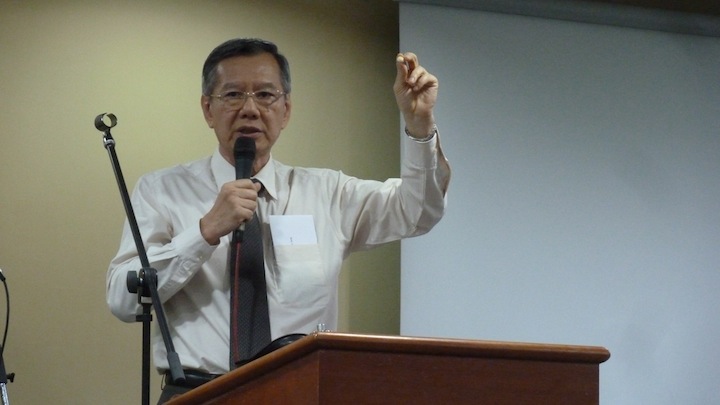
[
  {"xmin": 233, "ymin": 137, "xmax": 256, "ymax": 242},
  {"xmin": 234, "ymin": 137, "xmax": 255, "ymax": 180}
]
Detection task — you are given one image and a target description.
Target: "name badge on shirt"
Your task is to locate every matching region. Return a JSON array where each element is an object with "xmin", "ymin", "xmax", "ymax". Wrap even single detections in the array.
[
  {"xmin": 268, "ymin": 215, "xmax": 326, "ymax": 307},
  {"xmin": 269, "ymin": 215, "xmax": 318, "ymax": 246}
]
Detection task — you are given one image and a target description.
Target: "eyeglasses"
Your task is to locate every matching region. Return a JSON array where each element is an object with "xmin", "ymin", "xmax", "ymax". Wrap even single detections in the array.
[{"xmin": 208, "ymin": 89, "xmax": 287, "ymax": 110}]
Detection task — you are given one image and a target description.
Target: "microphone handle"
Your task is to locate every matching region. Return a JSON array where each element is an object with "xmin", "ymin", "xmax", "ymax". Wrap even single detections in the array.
[{"xmin": 233, "ymin": 137, "xmax": 255, "ymax": 243}]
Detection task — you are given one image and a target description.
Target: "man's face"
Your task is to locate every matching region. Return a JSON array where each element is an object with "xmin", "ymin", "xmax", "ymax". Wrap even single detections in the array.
[{"xmin": 201, "ymin": 53, "xmax": 291, "ymax": 169}]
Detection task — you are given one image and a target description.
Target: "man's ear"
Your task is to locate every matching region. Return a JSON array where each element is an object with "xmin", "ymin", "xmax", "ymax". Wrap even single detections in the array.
[
  {"xmin": 201, "ymin": 95, "xmax": 214, "ymax": 128},
  {"xmin": 281, "ymin": 94, "xmax": 292, "ymax": 129}
]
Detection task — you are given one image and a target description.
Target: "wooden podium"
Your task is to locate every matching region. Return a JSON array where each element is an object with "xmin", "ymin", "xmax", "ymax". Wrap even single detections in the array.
[{"xmin": 167, "ymin": 332, "xmax": 610, "ymax": 404}]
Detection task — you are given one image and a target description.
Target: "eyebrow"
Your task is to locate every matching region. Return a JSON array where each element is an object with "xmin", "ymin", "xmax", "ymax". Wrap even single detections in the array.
[{"xmin": 218, "ymin": 81, "xmax": 279, "ymax": 91}]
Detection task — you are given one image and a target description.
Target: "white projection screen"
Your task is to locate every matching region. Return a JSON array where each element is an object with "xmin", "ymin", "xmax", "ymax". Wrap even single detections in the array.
[{"xmin": 399, "ymin": 2, "xmax": 720, "ymax": 404}]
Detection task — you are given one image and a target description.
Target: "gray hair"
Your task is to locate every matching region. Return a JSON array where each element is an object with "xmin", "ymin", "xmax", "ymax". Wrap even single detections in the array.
[{"xmin": 202, "ymin": 38, "xmax": 291, "ymax": 96}]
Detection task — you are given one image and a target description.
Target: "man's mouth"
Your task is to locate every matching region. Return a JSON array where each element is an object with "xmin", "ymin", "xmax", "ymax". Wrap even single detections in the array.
[{"xmin": 237, "ymin": 126, "xmax": 262, "ymax": 136}]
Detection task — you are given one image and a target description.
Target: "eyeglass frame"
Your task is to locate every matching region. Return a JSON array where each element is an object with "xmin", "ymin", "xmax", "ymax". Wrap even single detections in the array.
[{"xmin": 206, "ymin": 88, "xmax": 288, "ymax": 110}]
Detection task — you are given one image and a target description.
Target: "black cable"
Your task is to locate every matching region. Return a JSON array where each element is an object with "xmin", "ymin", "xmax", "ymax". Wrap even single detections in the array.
[
  {"xmin": 0, "ymin": 272, "xmax": 7, "ymax": 359},
  {"xmin": 0, "ymin": 269, "xmax": 12, "ymax": 386}
]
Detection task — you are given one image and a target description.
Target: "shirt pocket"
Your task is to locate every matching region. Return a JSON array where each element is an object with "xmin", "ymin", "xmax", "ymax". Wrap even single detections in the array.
[{"xmin": 272, "ymin": 243, "xmax": 327, "ymax": 307}]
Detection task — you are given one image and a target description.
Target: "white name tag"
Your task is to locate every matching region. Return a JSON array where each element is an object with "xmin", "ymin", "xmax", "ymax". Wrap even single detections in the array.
[{"xmin": 268, "ymin": 215, "xmax": 318, "ymax": 246}]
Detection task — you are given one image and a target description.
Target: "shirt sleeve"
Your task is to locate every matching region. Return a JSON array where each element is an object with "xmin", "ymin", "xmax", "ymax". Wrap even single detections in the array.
[
  {"xmin": 338, "ymin": 132, "xmax": 451, "ymax": 252},
  {"xmin": 105, "ymin": 175, "xmax": 217, "ymax": 322}
]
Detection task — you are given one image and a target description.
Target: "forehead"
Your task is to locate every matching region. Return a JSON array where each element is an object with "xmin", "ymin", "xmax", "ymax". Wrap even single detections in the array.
[{"xmin": 214, "ymin": 53, "xmax": 282, "ymax": 90}]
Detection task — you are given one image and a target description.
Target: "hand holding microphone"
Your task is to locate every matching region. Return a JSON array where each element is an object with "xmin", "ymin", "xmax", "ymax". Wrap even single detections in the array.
[{"xmin": 199, "ymin": 138, "xmax": 261, "ymax": 246}]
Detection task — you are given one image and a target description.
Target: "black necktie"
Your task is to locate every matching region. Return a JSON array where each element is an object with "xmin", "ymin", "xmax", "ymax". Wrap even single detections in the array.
[{"xmin": 229, "ymin": 210, "xmax": 270, "ymax": 368}]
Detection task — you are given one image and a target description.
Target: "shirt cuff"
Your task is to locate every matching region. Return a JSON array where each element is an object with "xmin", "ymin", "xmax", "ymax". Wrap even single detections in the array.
[
  {"xmin": 404, "ymin": 125, "xmax": 438, "ymax": 143},
  {"xmin": 403, "ymin": 128, "xmax": 440, "ymax": 170}
]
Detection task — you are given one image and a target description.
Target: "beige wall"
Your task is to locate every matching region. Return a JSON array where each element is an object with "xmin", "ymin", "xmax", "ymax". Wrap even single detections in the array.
[{"xmin": 0, "ymin": 1, "xmax": 399, "ymax": 403}]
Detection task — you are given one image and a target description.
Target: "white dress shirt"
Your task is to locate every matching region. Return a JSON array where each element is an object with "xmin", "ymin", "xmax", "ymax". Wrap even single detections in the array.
[{"xmin": 107, "ymin": 134, "xmax": 450, "ymax": 374}]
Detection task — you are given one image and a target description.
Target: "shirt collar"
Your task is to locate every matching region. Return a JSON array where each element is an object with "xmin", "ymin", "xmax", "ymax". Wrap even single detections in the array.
[
  {"xmin": 254, "ymin": 157, "xmax": 277, "ymax": 200},
  {"xmin": 210, "ymin": 147, "xmax": 277, "ymax": 200},
  {"xmin": 210, "ymin": 148, "xmax": 234, "ymax": 190}
]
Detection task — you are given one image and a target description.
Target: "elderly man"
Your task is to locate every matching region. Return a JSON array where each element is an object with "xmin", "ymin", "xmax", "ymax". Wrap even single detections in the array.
[{"xmin": 107, "ymin": 38, "xmax": 450, "ymax": 403}]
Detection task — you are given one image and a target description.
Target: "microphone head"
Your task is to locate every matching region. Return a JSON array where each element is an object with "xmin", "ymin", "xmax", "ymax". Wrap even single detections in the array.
[
  {"xmin": 234, "ymin": 137, "xmax": 256, "ymax": 160},
  {"xmin": 233, "ymin": 137, "xmax": 256, "ymax": 179}
]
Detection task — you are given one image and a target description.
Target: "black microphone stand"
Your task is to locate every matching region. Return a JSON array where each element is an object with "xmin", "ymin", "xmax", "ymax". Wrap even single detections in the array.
[
  {"xmin": 95, "ymin": 113, "xmax": 185, "ymax": 405},
  {"xmin": 0, "ymin": 270, "xmax": 13, "ymax": 405},
  {"xmin": 0, "ymin": 353, "xmax": 11, "ymax": 405}
]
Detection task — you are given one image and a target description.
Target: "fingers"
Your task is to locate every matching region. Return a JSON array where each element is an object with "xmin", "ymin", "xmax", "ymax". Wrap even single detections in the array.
[
  {"xmin": 395, "ymin": 52, "xmax": 436, "ymax": 92},
  {"xmin": 396, "ymin": 52, "xmax": 414, "ymax": 75},
  {"xmin": 200, "ymin": 180, "xmax": 260, "ymax": 244},
  {"xmin": 395, "ymin": 52, "xmax": 415, "ymax": 86},
  {"xmin": 224, "ymin": 179, "xmax": 260, "ymax": 216},
  {"xmin": 395, "ymin": 54, "xmax": 408, "ymax": 89}
]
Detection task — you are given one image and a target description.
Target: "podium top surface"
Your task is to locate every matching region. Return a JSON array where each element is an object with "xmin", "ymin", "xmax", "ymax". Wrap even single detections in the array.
[
  {"xmin": 167, "ymin": 332, "xmax": 610, "ymax": 405},
  {"xmin": 297, "ymin": 332, "xmax": 610, "ymax": 363}
]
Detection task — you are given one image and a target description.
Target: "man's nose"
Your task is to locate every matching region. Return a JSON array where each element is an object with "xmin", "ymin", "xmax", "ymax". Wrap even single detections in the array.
[{"xmin": 238, "ymin": 95, "xmax": 260, "ymax": 116}]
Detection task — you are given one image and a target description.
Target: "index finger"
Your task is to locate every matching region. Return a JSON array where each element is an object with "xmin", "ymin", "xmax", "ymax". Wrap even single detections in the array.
[{"xmin": 396, "ymin": 52, "xmax": 419, "ymax": 74}]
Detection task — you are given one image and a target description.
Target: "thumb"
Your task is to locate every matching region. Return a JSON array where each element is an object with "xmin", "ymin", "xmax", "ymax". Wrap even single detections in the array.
[{"xmin": 395, "ymin": 53, "xmax": 409, "ymax": 87}]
